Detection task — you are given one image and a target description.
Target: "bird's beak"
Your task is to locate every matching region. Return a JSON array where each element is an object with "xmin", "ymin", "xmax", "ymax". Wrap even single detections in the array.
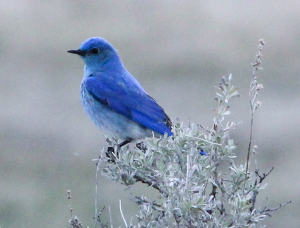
[{"xmin": 67, "ymin": 49, "xmax": 87, "ymax": 56}]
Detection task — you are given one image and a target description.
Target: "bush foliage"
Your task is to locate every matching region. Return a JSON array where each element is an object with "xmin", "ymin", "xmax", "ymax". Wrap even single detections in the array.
[{"xmin": 69, "ymin": 39, "xmax": 290, "ymax": 228}]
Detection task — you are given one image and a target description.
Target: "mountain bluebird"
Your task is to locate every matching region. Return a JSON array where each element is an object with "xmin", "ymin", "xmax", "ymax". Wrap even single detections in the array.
[{"xmin": 68, "ymin": 37, "xmax": 173, "ymax": 147}]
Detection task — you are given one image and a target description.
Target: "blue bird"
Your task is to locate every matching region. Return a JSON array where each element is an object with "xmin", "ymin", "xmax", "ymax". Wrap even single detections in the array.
[{"xmin": 68, "ymin": 37, "xmax": 173, "ymax": 147}]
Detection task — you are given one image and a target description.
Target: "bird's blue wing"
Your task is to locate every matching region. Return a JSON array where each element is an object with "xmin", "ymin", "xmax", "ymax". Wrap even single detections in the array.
[{"xmin": 85, "ymin": 73, "xmax": 173, "ymax": 136}]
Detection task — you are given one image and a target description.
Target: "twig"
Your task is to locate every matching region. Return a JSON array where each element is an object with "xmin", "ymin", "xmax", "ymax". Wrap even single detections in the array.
[
  {"xmin": 96, "ymin": 207, "xmax": 108, "ymax": 228},
  {"xmin": 199, "ymin": 124, "xmax": 211, "ymax": 134},
  {"xmin": 134, "ymin": 196, "xmax": 162, "ymax": 209},
  {"xmin": 95, "ymin": 156, "xmax": 101, "ymax": 228},
  {"xmin": 133, "ymin": 173, "xmax": 165, "ymax": 194},
  {"xmin": 255, "ymin": 167, "xmax": 274, "ymax": 184},
  {"xmin": 244, "ymin": 39, "xmax": 265, "ymax": 191},
  {"xmin": 108, "ymin": 206, "xmax": 113, "ymax": 228},
  {"xmin": 260, "ymin": 200, "xmax": 292, "ymax": 217},
  {"xmin": 250, "ymin": 167, "xmax": 274, "ymax": 211},
  {"xmin": 210, "ymin": 162, "xmax": 219, "ymax": 199},
  {"xmin": 67, "ymin": 189, "xmax": 72, "ymax": 217},
  {"xmin": 119, "ymin": 199, "xmax": 128, "ymax": 227},
  {"xmin": 245, "ymin": 112, "xmax": 254, "ymax": 179}
]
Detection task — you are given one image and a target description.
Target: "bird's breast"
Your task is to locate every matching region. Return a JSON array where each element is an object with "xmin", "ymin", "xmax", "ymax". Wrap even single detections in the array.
[{"xmin": 79, "ymin": 79, "xmax": 153, "ymax": 140}]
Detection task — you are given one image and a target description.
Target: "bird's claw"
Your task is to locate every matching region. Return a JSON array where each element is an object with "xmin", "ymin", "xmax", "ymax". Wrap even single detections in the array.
[
  {"xmin": 106, "ymin": 146, "xmax": 117, "ymax": 162},
  {"xmin": 136, "ymin": 142, "xmax": 147, "ymax": 153}
]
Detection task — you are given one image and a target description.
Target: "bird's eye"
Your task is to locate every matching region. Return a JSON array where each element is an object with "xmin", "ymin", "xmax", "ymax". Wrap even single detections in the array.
[{"xmin": 91, "ymin": 48, "xmax": 99, "ymax": 54}]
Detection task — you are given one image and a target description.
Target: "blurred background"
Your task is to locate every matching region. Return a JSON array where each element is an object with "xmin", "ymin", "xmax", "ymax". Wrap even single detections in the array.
[{"xmin": 0, "ymin": 1, "xmax": 299, "ymax": 227}]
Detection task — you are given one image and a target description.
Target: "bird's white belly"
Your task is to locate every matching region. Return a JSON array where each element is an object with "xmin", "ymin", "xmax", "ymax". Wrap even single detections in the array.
[{"xmin": 80, "ymin": 83, "xmax": 153, "ymax": 140}]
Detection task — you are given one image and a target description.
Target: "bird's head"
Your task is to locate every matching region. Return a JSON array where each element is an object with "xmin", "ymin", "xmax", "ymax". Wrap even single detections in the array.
[{"xmin": 68, "ymin": 37, "xmax": 122, "ymax": 71}]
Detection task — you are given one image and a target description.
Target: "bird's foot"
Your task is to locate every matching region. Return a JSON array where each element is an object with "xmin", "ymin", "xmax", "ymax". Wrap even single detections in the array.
[
  {"xmin": 106, "ymin": 146, "xmax": 117, "ymax": 162},
  {"xmin": 136, "ymin": 142, "xmax": 147, "ymax": 153}
]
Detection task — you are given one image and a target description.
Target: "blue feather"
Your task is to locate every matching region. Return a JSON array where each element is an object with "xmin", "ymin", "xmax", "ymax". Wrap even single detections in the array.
[{"xmin": 85, "ymin": 73, "xmax": 173, "ymax": 136}]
